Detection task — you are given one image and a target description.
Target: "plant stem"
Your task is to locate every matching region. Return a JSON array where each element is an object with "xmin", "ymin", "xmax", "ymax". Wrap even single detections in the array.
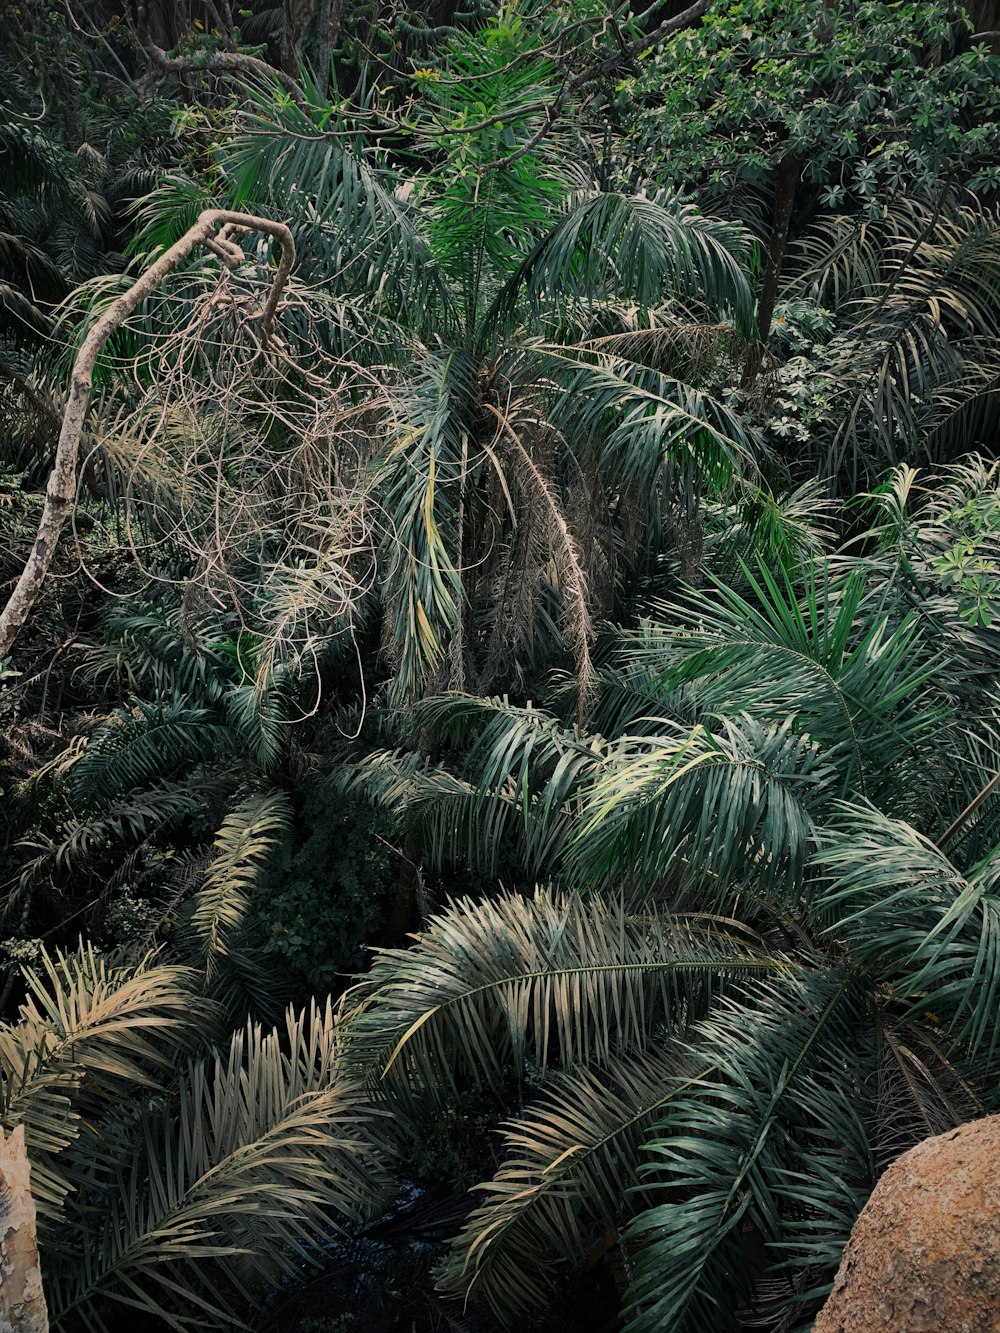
[{"xmin": 937, "ymin": 770, "xmax": 1000, "ymax": 850}]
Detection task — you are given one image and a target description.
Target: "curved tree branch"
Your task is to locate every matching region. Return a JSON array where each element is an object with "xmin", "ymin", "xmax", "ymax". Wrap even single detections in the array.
[
  {"xmin": 0, "ymin": 210, "xmax": 296, "ymax": 661},
  {"xmin": 137, "ymin": 2, "xmax": 308, "ymax": 107}
]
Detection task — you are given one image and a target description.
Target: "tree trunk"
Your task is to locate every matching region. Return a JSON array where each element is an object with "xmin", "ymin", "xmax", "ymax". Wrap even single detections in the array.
[
  {"xmin": 282, "ymin": 0, "xmax": 316, "ymax": 78},
  {"xmin": 140, "ymin": 0, "xmax": 182, "ymax": 51},
  {"xmin": 315, "ymin": 0, "xmax": 337, "ymax": 98},
  {"xmin": 0, "ymin": 1126, "xmax": 49, "ymax": 1333},
  {"xmin": 0, "ymin": 211, "xmax": 295, "ymax": 663},
  {"xmin": 742, "ymin": 151, "xmax": 801, "ymax": 388}
]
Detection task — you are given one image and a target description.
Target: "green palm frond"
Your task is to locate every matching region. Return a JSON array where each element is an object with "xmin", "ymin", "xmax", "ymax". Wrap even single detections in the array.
[
  {"xmin": 48, "ymin": 999, "xmax": 394, "ymax": 1332},
  {"xmin": 406, "ymin": 693, "xmax": 608, "ymax": 877},
  {"xmin": 491, "ymin": 189, "xmax": 754, "ymax": 336},
  {"xmin": 703, "ymin": 477, "xmax": 838, "ymax": 575},
  {"xmin": 215, "ymin": 80, "xmax": 443, "ymax": 317},
  {"xmin": 0, "ymin": 944, "xmax": 209, "ymax": 1218},
  {"xmin": 15, "ymin": 774, "xmax": 234, "ymax": 891},
  {"xmin": 785, "ymin": 196, "xmax": 946, "ymax": 308},
  {"xmin": 126, "ymin": 170, "xmax": 219, "ymax": 258},
  {"xmin": 631, "ymin": 561, "xmax": 941, "ymax": 798},
  {"xmin": 625, "ymin": 970, "xmax": 872, "ymax": 1333},
  {"xmin": 817, "ymin": 806, "xmax": 1000, "ymax": 1055},
  {"xmin": 514, "ymin": 343, "xmax": 756, "ymax": 500},
  {"xmin": 436, "ymin": 1044, "xmax": 689, "ymax": 1322},
  {"xmin": 222, "ymin": 669, "xmax": 296, "ymax": 770},
  {"xmin": 81, "ymin": 604, "xmax": 234, "ymax": 701},
  {"xmin": 191, "ymin": 791, "xmax": 291, "ymax": 983},
  {"xmin": 810, "ymin": 203, "xmax": 1000, "ymax": 484},
  {"xmin": 569, "ymin": 714, "xmax": 830, "ymax": 899},
  {"xmin": 380, "ymin": 350, "xmax": 479, "ymax": 701},
  {"xmin": 69, "ymin": 699, "xmax": 235, "ymax": 807},
  {"xmin": 342, "ymin": 887, "xmax": 792, "ymax": 1106}
]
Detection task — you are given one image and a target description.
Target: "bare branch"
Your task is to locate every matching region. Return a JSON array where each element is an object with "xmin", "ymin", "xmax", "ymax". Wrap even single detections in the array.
[{"xmin": 0, "ymin": 211, "xmax": 296, "ymax": 661}]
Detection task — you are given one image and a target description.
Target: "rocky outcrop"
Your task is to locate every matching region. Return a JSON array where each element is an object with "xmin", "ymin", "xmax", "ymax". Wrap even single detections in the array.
[{"xmin": 814, "ymin": 1115, "xmax": 1000, "ymax": 1332}]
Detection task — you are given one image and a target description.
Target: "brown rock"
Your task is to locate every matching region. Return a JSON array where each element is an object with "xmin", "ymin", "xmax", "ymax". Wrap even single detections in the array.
[{"xmin": 814, "ymin": 1115, "xmax": 1000, "ymax": 1333}]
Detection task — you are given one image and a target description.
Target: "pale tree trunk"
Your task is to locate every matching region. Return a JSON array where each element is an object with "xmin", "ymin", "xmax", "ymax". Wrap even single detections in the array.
[
  {"xmin": 0, "ymin": 1126, "xmax": 48, "ymax": 1333},
  {"xmin": 0, "ymin": 210, "xmax": 295, "ymax": 663}
]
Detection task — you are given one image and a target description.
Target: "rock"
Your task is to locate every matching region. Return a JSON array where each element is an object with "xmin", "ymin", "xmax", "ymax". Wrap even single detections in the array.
[{"xmin": 814, "ymin": 1115, "xmax": 1000, "ymax": 1333}]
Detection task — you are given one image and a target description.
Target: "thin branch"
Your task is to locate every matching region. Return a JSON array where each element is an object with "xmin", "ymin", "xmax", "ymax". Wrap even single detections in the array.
[
  {"xmin": 0, "ymin": 210, "xmax": 296, "ymax": 662},
  {"xmin": 937, "ymin": 770, "xmax": 1000, "ymax": 851}
]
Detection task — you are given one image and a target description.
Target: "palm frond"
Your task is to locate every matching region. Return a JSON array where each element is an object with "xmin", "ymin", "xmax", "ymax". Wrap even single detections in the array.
[
  {"xmin": 81, "ymin": 604, "xmax": 234, "ymax": 701},
  {"xmin": 512, "ymin": 343, "xmax": 757, "ymax": 502},
  {"xmin": 491, "ymin": 189, "xmax": 754, "ymax": 336},
  {"xmin": 807, "ymin": 202, "xmax": 1000, "ymax": 485},
  {"xmin": 630, "ymin": 561, "xmax": 941, "ymax": 799},
  {"xmin": 379, "ymin": 351, "xmax": 479, "ymax": 701},
  {"xmin": 817, "ymin": 805, "xmax": 1000, "ymax": 1056},
  {"xmin": 215, "ymin": 80, "xmax": 444, "ymax": 318},
  {"xmin": 16, "ymin": 774, "xmax": 234, "ymax": 891},
  {"xmin": 436, "ymin": 1044, "xmax": 688, "ymax": 1322},
  {"xmin": 569, "ymin": 714, "xmax": 830, "ymax": 900},
  {"xmin": 48, "ymin": 999, "xmax": 393, "ymax": 1332},
  {"xmin": 191, "ymin": 791, "xmax": 291, "ymax": 984},
  {"xmin": 0, "ymin": 944, "xmax": 209, "ymax": 1219},
  {"xmin": 625, "ymin": 971, "xmax": 872, "ymax": 1333},
  {"xmin": 341, "ymin": 887, "xmax": 793, "ymax": 1107},
  {"xmin": 405, "ymin": 694, "xmax": 610, "ymax": 878},
  {"xmin": 69, "ymin": 699, "xmax": 235, "ymax": 807}
]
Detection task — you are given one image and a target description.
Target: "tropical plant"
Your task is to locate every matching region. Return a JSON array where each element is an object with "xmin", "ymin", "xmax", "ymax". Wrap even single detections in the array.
[
  {"xmin": 129, "ymin": 11, "xmax": 758, "ymax": 718},
  {"xmin": 774, "ymin": 194, "xmax": 1000, "ymax": 486},
  {"xmin": 0, "ymin": 937, "xmax": 393, "ymax": 1330},
  {"xmin": 626, "ymin": 0, "xmax": 1000, "ymax": 343},
  {"xmin": 334, "ymin": 461, "xmax": 1000, "ymax": 1329},
  {"xmin": 5, "ymin": 3, "xmax": 1000, "ymax": 1330}
]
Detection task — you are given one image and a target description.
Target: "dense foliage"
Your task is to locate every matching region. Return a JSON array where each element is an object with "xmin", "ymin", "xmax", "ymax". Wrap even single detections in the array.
[{"xmin": 0, "ymin": 1, "xmax": 998, "ymax": 1330}]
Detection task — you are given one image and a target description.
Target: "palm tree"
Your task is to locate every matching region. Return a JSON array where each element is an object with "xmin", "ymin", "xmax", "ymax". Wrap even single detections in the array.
[
  {"xmin": 0, "ymin": 849, "xmax": 394, "ymax": 1329},
  {"xmin": 775, "ymin": 194, "xmax": 1000, "ymax": 490},
  {"xmin": 335, "ymin": 458, "xmax": 1000, "ymax": 1330},
  {"xmin": 128, "ymin": 13, "xmax": 757, "ymax": 718}
]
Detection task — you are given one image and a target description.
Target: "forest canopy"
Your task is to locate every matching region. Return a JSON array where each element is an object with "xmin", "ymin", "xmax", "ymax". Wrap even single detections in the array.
[{"xmin": 0, "ymin": 1, "xmax": 999, "ymax": 1330}]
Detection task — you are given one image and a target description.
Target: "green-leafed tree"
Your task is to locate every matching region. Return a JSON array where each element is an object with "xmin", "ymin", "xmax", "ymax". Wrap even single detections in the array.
[
  {"xmin": 127, "ymin": 9, "xmax": 758, "ymax": 715},
  {"xmin": 622, "ymin": 0, "xmax": 1000, "ymax": 485}
]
